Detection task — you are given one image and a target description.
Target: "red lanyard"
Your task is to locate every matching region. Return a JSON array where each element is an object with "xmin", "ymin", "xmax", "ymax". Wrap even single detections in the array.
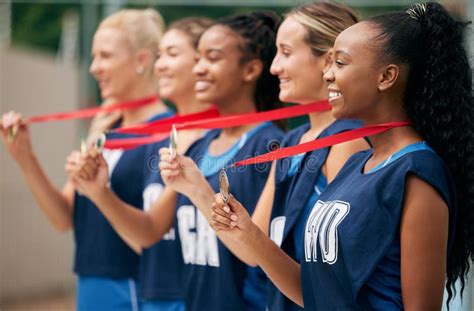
[
  {"xmin": 229, "ymin": 122, "xmax": 411, "ymax": 167},
  {"xmin": 26, "ymin": 95, "xmax": 159, "ymax": 123},
  {"xmin": 103, "ymin": 100, "xmax": 331, "ymax": 149}
]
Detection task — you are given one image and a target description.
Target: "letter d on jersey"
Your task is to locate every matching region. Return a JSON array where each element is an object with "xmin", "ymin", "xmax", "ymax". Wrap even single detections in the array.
[{"xmin": 304, "ymin": 200, "xmax": 350, "ymax": 265}]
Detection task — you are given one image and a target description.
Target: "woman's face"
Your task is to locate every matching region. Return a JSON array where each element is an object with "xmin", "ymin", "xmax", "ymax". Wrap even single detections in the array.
[
  {"xmin": 324, "ymin": 22, "xmax": 381, "ymax": 120},
  {"xmin": 271, "ymin": 16, "xmax": 330, "ymax": 103},
  {"xmin": 193, "ymin": 25, "xmax": 249, "ymax": 105},
  {"xmin": 89, "ymin": 27, "xmax": 139, "ymax": 100},
  {"xmin": 154, "ymin": 29, "xmax": 198, "ymax": 103}
]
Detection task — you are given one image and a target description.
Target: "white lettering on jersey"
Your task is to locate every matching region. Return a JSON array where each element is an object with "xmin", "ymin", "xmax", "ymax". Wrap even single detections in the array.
[
  {"xmin": 177, "ymin": 205, "xmax": 220, "ymax": 267},
  {"xmin": 103, "ymin": 149, "xmax": 123, "ymax": 187},
  {"xmin": 142, "ymin": 183, "xmax": 175, "ymax": 240},
  {"xmin": 304, "ymin": 200, "xmax": 350, "ymax": 264},
  {"xmin": 270, "ymin": 216, "xmax": 286, "ymax": 247}
]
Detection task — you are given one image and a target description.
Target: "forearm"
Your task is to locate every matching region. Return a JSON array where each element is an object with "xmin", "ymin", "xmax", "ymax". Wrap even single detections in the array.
[
  {"xmin": 188, "ymin": 184, "xmax": 262, "ymax": 266},
  {"xmin": 89, "ymin": 188, "xmax": 170, "ymax": 247},
  {"xmin": 18, "ymin": 154, "xmax": 73, "ymax": 231}
]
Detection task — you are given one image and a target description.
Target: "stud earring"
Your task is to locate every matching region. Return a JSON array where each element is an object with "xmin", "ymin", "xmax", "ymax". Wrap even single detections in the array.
[{"xmin": 136, "ymin": 66, "xmax": 145, "ymax": 75}]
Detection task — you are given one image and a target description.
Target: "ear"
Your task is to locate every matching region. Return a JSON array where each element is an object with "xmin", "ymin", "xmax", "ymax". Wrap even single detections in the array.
[
  {"xmin": 378, "ymin": 64, "xmax": 399, "ymax": 92},
  {"xmin": 242, "ymin": 59, "xmax": 263, "ymax": 83},
  {"xmin": 134, "ymin": 48, "xmax": 154, "ymax": 73},
  {"xmin": 323, "ymin": 48, "xmax": 334, "ymax": 73}
]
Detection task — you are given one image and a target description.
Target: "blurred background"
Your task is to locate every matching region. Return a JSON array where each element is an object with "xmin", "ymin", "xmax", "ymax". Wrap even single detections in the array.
[{"xmin": 0, "ymin": 0, "xmax": 472, "ymax": 310}]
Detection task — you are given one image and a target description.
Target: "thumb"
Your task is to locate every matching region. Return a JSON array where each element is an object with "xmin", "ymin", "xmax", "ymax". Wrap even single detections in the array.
[
  {"xmin": 98, "ymin": 154, "xmax": 108, "ymax": 168},
  {"xmin": 227, "ymin": 195, "xmax": 246, "ymax": 214}
]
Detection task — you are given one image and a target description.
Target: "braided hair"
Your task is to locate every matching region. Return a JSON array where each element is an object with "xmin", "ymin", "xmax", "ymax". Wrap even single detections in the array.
[
  {"xmin": 368, "ymin": 2, "xmax": 473, "ymax": 306},
  {"xmin": 216, "ymin": 11, "xmax": 283, "ymax": 113}
]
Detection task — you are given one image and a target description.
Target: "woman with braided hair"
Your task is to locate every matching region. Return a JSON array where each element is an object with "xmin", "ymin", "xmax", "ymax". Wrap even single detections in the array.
[{"xmin": 210, "ymin": 2, "xmax": 474, "ymax": 310}]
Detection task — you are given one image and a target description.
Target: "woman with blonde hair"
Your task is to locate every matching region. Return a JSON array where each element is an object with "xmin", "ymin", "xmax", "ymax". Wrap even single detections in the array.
[{"xmin": 1, "ymin": 8, "xmax": 169, "ymax": 311}]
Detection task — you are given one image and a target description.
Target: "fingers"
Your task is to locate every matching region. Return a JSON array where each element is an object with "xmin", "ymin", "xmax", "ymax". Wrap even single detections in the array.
[{"xmin": 211, "ymin": 194, "xmax": 239, "ymax": 231}]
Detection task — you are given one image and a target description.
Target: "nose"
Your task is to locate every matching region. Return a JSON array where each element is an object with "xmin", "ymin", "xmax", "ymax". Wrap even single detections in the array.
[
  {"xmin": 324, "ymin": 65, "xmax": 335, "ymax": 83},
  {"xmin": 89, "ymin": 57, "xmax": 99, "ymax": 77},
  {"xmin": 193, "ymin": 57, "xmax": 207, "ymax": 77},
  {"xmin": 154, "ymin": 55, "xmax": 166, "ymax": 73},
  {"xmin": 270, "ymin": 55, "xmax": 282, "ymax": 76}
]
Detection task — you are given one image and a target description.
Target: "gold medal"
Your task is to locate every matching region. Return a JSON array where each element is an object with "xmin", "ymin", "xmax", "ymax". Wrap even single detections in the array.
[
  {"xmin": 219, "ymin": 168, "xmax": 230, "ymax": 204},
  {"xmin": 169, "ymin": 124, "xmax": 178, "ymax": 159},
  {"xmin": 80, "ymin": 138, "xmax": 88, "ymax": 156},
  {"xmin": 7, "ymin": 125, "xmax": 18, "ymax": 144}
]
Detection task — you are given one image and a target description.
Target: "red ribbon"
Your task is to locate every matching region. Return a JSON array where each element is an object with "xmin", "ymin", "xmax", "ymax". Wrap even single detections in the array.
[
  {"xmin": 229, "ymin": 121, "xmax": 411, "ymax": 167},
  {"xmin": 104, "ymin": 132, "xmax": 170, "ymax": 150},
  {"xmin": 115, "ymin": 106, "xmax": 220, "ymax": 135},
  {"xmin": 103, "ymin": 100, "xmax": 331, "ymax": 150},
  {"xmin": 25, "ymin": 95, "xmax": 160, "ymax": 123}
]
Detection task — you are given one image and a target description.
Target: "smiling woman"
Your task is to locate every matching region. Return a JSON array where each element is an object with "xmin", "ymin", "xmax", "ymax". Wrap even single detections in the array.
[{"xmin": 1, "ymin": 8, "xmax": 170, "ymax": 311}]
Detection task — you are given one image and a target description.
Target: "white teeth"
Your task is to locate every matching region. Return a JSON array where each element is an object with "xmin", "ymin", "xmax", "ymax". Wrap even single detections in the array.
[
  {"xmin": 329, "ymin": 91, "xmax": 342, "ymax": 99},
  {"xmin": 195, "ymin": 81, "xmax": 211, "ymax": 92}
]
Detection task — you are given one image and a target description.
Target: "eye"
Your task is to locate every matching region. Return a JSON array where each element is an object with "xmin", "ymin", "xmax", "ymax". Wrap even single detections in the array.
[
  {"xmin": 194, "ymin": 54, "xmax": 201, "ymax": 63},
  {"xmin": 335, "ymin": 59, "xmax": 345, "ymax": 66}
]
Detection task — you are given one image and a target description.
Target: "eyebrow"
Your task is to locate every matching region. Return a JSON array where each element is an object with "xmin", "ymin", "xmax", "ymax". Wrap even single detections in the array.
[
  {"xmin": 278, "ymin": 43, "xmax": 292, "ymax": 49},
  {"xmin": 335, "ymin": 50, "xmax": 351, "ymax": 58},
  {"xmin": 206, "ymin": 48, "xmax": 223, "ymax": 54}
]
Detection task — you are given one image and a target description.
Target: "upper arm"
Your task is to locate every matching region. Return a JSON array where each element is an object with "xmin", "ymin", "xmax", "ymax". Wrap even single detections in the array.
[
  {"xmin": 251, "ymin": 162, "xmax": 276, "ymax": 235},
  {"xmin": 325, "ymin": 138, "xmax": 369, "ymax": 182},
  {"xmin": 400, "ymin": 174, "xmax": 449, "ymax": 311}
]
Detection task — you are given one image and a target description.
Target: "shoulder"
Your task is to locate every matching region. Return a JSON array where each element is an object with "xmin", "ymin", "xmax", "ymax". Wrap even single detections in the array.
[
  {"xmin": 185, "ymin": 129, "xmax": 219, "ymax": 158},
  {"xmin": 325, "ymin": 119, "xmax": 362, "ymax": 136},
  {"xmin": 281, "ymin": 123, "xmax": 310, "ymax": 147},
  {"xmin": 246, "ymin": 123, "xmax": 284, "ymax": 153}
]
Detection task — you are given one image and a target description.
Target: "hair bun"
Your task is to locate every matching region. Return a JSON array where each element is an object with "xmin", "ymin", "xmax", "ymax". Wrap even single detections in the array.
[{"xmin": 252, "ymin": 11, "xmax": 280, "ymax": 31}]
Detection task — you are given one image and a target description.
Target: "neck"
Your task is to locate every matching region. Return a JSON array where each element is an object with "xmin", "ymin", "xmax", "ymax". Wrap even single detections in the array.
[
  {"xmin": 361, "ymin": 98, "xmax": 420, "ymax": 159},
  {"xmin": 217, "ymin": 94, "xmax": 257, "ymax": 137},
  {"xmin": 307, "ymin": 110, "xmax": 336, "ymax": 135},
  {"xmin": 174, "ymin": 93, "xmax": 211, "ymax": 115}
]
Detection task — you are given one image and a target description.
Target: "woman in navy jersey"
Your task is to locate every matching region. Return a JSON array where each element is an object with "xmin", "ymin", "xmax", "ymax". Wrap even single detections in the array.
[
  {"xmin": 68, "ymin": 17, "xmax": 214, "ymax": 311},
  {"xmin": 1, "ymin": 9, "xmax": 168, "ymax": 311},
  {"xmin": 157, "ymin": 12, "xmax": 286, "ymax": 311},
  {"xmin": 238, "ymin": 3, "xmax": 367, "ymax": 311},
  {"xmin": 211, "ymin": 2, "xmax": 474, "ymax": 310},
  {"xmin": 72, "ymin": 11, "xmax": 284, "ymax": 311}
]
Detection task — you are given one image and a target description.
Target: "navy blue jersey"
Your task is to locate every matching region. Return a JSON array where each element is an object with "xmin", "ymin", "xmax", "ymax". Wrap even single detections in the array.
[
  {"xmin": 175, "ymin": 123, "xmax": 284, "ymax": 311},
  {"xmin": 73, "ymin": 110, "xmax": 174, "ymax": 278},
  {"xmin": 138, "ymin": 139, "xmax": 186, "ymax": 300},
  {"xmin": 300, "ymin": 148, "xmax": 456, "ymax": 310},
  {"xmin": 268, "ymin": 120, "xmax": 362, "ymax": 311}
]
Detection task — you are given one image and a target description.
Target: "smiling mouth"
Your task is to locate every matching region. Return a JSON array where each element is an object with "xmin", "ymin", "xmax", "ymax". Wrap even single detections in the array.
[
  {"xmin": 279, "ymin": 78, "xmax": 290, "ymax": 85},
  {"xmin": 329, "ymin": 91, "xmax": 342, "ymax": 101},
  {"xmin": 195, "ymin": 80, "xmax": 212, "ymax": 92}
]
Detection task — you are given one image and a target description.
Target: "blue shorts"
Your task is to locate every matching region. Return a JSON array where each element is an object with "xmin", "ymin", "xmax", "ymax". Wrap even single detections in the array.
[
  {"xmin": 140, "ymin": 299, "xmax": 185, "ymax": 311},
  {"xmin": 77, "ymin": 276, "xmax": 139, "ymax": 311}
]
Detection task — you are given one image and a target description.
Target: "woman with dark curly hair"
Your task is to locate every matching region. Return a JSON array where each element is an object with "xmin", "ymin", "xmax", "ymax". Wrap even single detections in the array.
[{"xmin": 210, "ymin": 2, "xmax": 474, "ymax": 310}]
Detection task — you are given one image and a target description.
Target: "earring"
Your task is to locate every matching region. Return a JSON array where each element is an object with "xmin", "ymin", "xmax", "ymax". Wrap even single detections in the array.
[{"xmin": 136, "ymin": 66, "xmax": 145, "ymax": 75}]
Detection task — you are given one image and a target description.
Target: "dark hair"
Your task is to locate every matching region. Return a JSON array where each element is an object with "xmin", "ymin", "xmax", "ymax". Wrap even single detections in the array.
[
  {"xmin": 168, "ymin": 17, "xmax": 214, "ymax": 49},
  {"xmin": 368, "ymin": 2, "xmax": 473, "ymax": 307},
  {"xmin": 216, "ymin": 11, "xmax": 283, "ymax": 114}
]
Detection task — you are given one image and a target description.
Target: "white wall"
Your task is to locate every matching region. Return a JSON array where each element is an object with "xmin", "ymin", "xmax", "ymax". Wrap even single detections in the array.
[{"xmin": 0, "ymin": 48, "xmax": 80, "ymax": 302}]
